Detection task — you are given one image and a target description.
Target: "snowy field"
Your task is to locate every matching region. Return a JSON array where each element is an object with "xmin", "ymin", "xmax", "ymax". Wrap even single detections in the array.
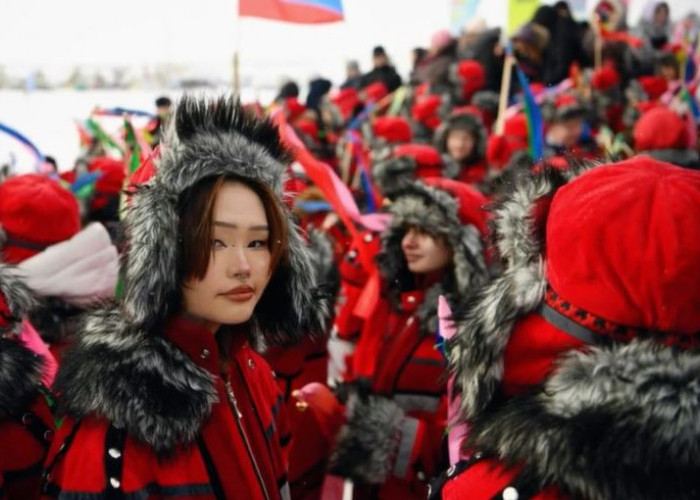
[{"xmin": 0, "ymin": 87, "xmax": 276, "ymax": 173}]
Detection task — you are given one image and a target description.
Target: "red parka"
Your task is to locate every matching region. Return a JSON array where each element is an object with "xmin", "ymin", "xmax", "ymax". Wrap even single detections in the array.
[{"xmin": 42, "ymin": 316, "xmax": 291, "ymax": 500}]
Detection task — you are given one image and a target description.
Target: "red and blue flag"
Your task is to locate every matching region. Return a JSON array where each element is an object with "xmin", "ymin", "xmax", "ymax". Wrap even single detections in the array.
[{"xmin": 239, "ymin": 0, "xmax": 344, "ymax": 24}]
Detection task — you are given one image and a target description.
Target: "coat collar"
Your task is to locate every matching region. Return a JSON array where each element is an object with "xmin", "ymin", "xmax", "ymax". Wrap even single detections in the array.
[{"xmin": 55, "ymin": 306, "xmax": 219, "ymax": 456}]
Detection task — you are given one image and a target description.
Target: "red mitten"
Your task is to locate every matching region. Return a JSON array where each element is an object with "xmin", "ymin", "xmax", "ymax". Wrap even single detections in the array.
[{"xmin": 293, "ymin": 382, "xmax": 346, "ymax": 442}]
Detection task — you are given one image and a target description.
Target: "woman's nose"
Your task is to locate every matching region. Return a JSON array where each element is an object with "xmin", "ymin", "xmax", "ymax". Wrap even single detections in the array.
[
  {"xmin": 227, "ymin": 247, "xmax": 251, "ymax": 279},
  {"xmin": 402, "ymin": 229, "xmax": 418, "ymax": 250}
]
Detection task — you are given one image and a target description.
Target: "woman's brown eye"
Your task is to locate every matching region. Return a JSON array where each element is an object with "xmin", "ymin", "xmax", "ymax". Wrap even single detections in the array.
[{"xmin": 212, "ymin": 239, "xmax": 226, "ymax": 249}]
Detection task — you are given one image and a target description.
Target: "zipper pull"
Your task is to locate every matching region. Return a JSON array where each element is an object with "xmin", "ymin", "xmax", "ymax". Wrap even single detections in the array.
[{"xmin": 225, "ymin": 380, "xmax": 243, "ymax": 418}]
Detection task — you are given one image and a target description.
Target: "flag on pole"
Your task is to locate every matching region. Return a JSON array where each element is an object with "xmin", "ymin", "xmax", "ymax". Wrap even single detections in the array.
[
  {"xmin": 508, "ymin": 45, "xmax": 544, "ymax": 160},
  {"xmin": 239, "ymin": 0, "xmax": 344, "ymax": 24}
]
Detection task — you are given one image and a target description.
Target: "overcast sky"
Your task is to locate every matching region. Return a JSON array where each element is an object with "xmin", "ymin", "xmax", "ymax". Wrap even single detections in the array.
[{"xmin": 0, "ymin": 0, "xmax": 454, "ymax": 84}]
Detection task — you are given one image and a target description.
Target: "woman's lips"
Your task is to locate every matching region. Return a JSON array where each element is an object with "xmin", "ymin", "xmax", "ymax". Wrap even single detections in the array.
[
  {"xmin": 221, "ymin": 287, "xmax": 255, "ymax": 302},
  {"xmin": 405, "ymin": 254, "xmax": 422, "ymax": 263}
]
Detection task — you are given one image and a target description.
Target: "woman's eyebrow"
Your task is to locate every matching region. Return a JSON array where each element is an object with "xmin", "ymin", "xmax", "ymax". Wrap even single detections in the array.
[{"xmin": 214, "ymin": 221, "xmax": 269, "ymax": 231}]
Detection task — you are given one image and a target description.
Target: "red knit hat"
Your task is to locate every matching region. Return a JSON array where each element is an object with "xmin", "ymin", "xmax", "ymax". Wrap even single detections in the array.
[
  {"xmin": 592, "ymin": 65, "xmax": 621, "ymax": 92},
  {"xmin": 412, "ymin": 94, "xmax": 443, "ymax": 131},
  {"xmin": 639, "ymin": 76, "xmax": 668, "ymax": 101},
  {"xmin": 331, "ymin": 88, "xmax": 362, "ymax": 120},
  {"xmin": 88, "ymin": 157, "xmax": 126, "ymax": 212},
  {"xmin": 452, "ymin": 60, "xmax": 486, "ymax": 102},
  {"xmin": 0, "ymin": 174, "xmax": 81, "ymax": 264},
  {"xmin": 633, "ymin": 107, "xmax": 688, "ymax": 151},
  {"xmin": 486, "ymin": 113, "xmax": 529, "ymax": 169},
  {"xmin": 363, "ymin": 82, "xmax": 389, "ymax": 104},
  {"xmin": 372, "ymin": 116, "xmax": 413, "ymax": 144}
]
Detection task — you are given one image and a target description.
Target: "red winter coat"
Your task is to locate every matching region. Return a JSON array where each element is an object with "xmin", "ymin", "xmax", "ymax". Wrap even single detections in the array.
[
  {"xmin": 42, "ymin": 316, "xmax": 291, "ymax": 500},
  {"xmin": 0, "ymin": 339, "xmax": 55, "ymax": 500},
  {"xmin": 331, "ymin": 288, "xmax": 449, "ymax": 500},
  {"xmin": 265, "ymin": 336, "xmax": 329, "ymax": 500}
]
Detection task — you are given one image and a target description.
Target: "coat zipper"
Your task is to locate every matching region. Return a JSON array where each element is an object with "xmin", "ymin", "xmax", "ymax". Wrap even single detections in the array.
[{"xmin": 224, "ymin": 378, "xmax": 271, "ymax": 500}]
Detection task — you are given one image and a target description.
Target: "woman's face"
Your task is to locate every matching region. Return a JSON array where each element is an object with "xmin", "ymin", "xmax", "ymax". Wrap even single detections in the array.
[
  {"xmin": 447, "ymin": 128, "xmax": 476, "ymax": 163},
  {"xmin": 401, "ymin": 226, "xmax": 453, "ymax": 275},
  {"xmin": 654, "ymin": 4, "xmax": 669, "ymax": 26},
  {"xmin": 182, "ymin": 182, "xmax": 272, "ymax": 330}
]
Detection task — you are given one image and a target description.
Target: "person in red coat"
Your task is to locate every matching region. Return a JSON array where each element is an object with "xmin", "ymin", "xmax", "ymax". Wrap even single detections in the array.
[
  {"xmin": 0, "ymin": 264, "xmax": 55, "ymax": 500},
  {"xmin": 434, "ymin": 110, "xmax": 489, "ymax": 186},
  {"xmin": 41, "ymin": 95, "xmax": 329, "ymax": 500},
  {"xmin": 322, "ymin": 178, "xmax": 490, "ymax": 499},
  {"xmin": 432, "ymin": 157, "xmax": 700, "ymax": 499}
]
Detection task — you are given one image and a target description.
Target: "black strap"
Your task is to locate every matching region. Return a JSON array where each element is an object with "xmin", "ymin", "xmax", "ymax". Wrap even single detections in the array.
[
  {"xmin": 104, "ymin": 425, "xmax": 126, "ymax": 500},
  {"xmin": 16, "ymin": 410, "xmax": 53, "ymax": 446},
  {"xmin": 427, "ymin": 454, "xmax": 487, "ymax": 500},
  {"xmin": 196, "ymin": 436, "xmax": 226, "ymax": 500},
  {"xmin": 538, "ymin": 303, "xmax": 597, "ymax": 344},
  {"xmin": 42, "ymin": 420, "xmax": 82, "ymax": 498}
]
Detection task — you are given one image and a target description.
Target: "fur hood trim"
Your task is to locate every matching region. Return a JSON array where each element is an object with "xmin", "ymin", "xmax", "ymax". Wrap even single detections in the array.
[
  {"xmin": 641, "ymin": 150, "xmax": 700, "ymax": 170},
  {"xmin": 376, "ymin": 182, "xmax": 488, "ymax": 333},
  {"xmin": 0, "ymin": 264, "xmax": 36, "ymax": 336},
  {"xmin": 0, "ymin": 337, "xmax": 44, "ymax": 417},
  {"xmin": 467, "ymin": 339, "xmax": 700, "ymax": 500},
  {"xmin": 121, "ymin": 94, "xmax": 328, "ymax": 345},
  {"xmin": 447, "ymin": 164, "xmax": 595, "ymax": 419},
  {"xmin": 54, "ymin": 305, "xmax": 218, "ymax": 456},
  {"xmin": 433, "ymin": 112, "xmax": 487, "ymax": 163}
]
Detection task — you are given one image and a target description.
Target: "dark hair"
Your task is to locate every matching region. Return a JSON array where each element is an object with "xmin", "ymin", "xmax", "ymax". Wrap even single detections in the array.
[
  {"xmin": 373, "ymin": 46, "xmax": 387, "ymax": 57},
  {"xmin": 155, "ymin": 96, "xmax": 172, "ymax": 108},
  {"xmin": 179, "ymin": 174, "xmax": 289, "ymax": 282}
]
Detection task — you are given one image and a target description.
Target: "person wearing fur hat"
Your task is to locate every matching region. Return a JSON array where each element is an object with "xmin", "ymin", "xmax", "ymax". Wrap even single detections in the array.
[
  {"xmin": 0, "ymin": 265, "xmax": 56, "ymax": 500},
  {"xmin": 41, "ymin": 95, "xmax": 329, "ymax": 499},
  {"xmin": 634, "ymin": 106, "xmax": 700, "ymax": 168},
  {"xmin": 430, "ymin": 157, "xmax": 700, "ymax": 499},
  {"xmin": 299, "ymin": 179, "xmax": 489, "ymax": 499},
  {"xmin": 373, "ymin": 144, "xmax": 460, "ymax": 199},
  {"xmin": 434, "ymin": 110, "xmax": 489, "ymax": 185}
]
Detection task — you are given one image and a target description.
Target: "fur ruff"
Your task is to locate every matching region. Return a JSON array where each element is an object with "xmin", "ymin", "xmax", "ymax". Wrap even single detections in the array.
[
  {"xmin": 641, "ymin": 150, "xmax": 700, "ymax": 170},
  {"xmin": 329, "ymin": 393, "xmax": 404, "ymax": 484},
  {"xmin": 120, "ymin": 93, "xmax": 327, "ymax": 345},
  {"xmin": 466, "ymin": 340, "xmax": 700, "ymax": 500},
  {"xmin": 447, "ymin": 164, "xmax": 595, "ymax": 419},
  {"xmin": 0, "ymin": 263, "xmax": 36, "ymax": 336},
  {"xmin": 0, "ymin": 337, "xmax": 44, "ymax": 417},
  {"xmin": 55, "ymin": 305, "xmax": 218, "ymax": 456},
  {"xmin": 433, "ymin": 112, "xmax": 487, "ymax": 163},
  {"xmin": 376, "ymin": 182, "xmax": 488, "ymax": 333}
]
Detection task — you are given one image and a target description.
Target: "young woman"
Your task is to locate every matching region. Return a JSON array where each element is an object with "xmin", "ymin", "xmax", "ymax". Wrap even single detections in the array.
[
  {"xmin": 434, "ymin": 111, "xmax": 489, "ymax": 185},
  {"xmin": 41, "ymin": 95, "xmax": 328, "ymax": 500},
  {"xmin": 321, "ymin": 178, "xmax": 490, "ymax": 499}
]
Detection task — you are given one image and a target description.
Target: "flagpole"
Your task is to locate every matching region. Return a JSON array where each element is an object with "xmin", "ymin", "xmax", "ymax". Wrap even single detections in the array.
[{"xmin": 495, "ymin": 51, "xmax": 514, "ymax": 135}]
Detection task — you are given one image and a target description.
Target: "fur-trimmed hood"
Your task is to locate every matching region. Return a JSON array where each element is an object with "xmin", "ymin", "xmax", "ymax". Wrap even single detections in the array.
[
  {"xmin": 447, "ymin": 164, "xmax": 593, "ymax": 419},
  {"xmin": 466, "ymin": 340, "xmax": 700, "ymax": 499},
  {"xmin": 641, "ymin": 149, "xmax": 700, "ymax": 170},
  {"xmin": 0, "ymin": 263, "xmax": 43, "ymax": 417},
  {"xmin": 54, "ymin": 94, "xmax": 331, "ymax": 454},
  {"xmin": 448, "ymin": 159, "xmax": 700, "ymax": 498},
  {"xmin": 376, "ymin": 181, "xmax": 488, "ymax": 333},
  {"xmin": 121, "ymin": 94, "xmax": 328, "ymax": 344},
  {"xmin": 433, "ymin": 112, "xmax": 487, "ymax": 165}
]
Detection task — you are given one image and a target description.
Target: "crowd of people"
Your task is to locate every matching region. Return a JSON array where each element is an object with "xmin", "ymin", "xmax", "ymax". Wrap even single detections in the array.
[{"xmin": 2, "ymin": 0, "xmax": 700, "ymax": 499}]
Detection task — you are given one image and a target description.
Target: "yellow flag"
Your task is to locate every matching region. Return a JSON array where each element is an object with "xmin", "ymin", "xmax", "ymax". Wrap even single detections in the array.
[{"xmin": 508, "ymin": 0, "xmax": 540, "ymax": 34}]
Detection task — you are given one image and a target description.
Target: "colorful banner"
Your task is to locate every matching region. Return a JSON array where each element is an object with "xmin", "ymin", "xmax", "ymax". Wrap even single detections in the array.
[
  {"xmin": 450, "ymin": 0, "xmax": 481, "ymax": 33},
  {"xmin": 507, "ymin": 0, "xmax": 540, "ymax": 34},
  {"xmin": 240, "ymin": 0, "xmax": 344, "ymax": 24}
]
